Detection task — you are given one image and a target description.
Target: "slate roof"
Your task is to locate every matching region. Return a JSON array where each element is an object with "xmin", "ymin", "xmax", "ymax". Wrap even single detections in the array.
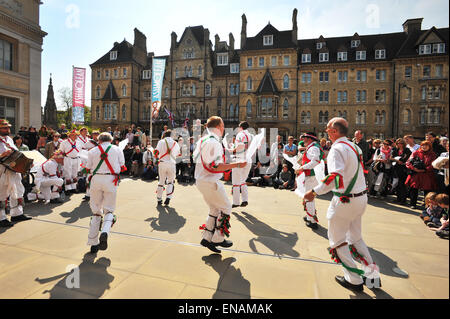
[
  {"xmin": 177, "ymin": 26, "xmax": 206, "ymax": 47},
  {"xmin": 256, "ymin": 70, "xmax": 279, "ymax": 95},
  {"xmin": 243, "ymin": 23, "xmax": 296, "ymax": 51},
  {"xmin": 91, "ymin": 40, "xmax": 136, "ymax": 66},
  {"xmin": 396, "ymin": 27, "xmax": 449, "ymax": 58},
  {"xmin": 212, "ymin": 50, "xmax": 241, "ymax": 76},
  {"xmin": 102, "ymin": 80, "xmax": 119, "ymax": 101}
]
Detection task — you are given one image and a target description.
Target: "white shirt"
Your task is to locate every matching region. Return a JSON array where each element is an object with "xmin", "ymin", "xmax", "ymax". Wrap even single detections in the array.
[
  {"xmin": 194, "ymin": 130, "xmax": 225, "ymax": 182},
  {"xmin": 77, "ymin": 135, "xmax": 89, "ymax": 150},
  {"xmin": 235, "ymin": 129, "xmax": 253, "ymax": 160},
  {"xmin": 86, "ymin": 142, "xmax": 125, "ymax": 175},
  {"xmin": 155, "ymin": 137, "xmax": 180, "ymax": 164},
  {"xmin": 59, "ymin": 138, "xmax": 82, "ymax": 158},
  {"xmin": 0, "ymin": 136, "xmax": 17, "ymax": 154},
  {"xmin": 314, "ymin": 137, "xmax": 366, "ymax": 195},
  {"xmin": 84, "ymin": 139, "xmax": 98, "ymax": 151},
  {"xmin": 143, "ymin": 150, "xmax": 155, "ymax": 165},
  {"xmin": 36, "ymin": 160, "xmax": 59, "ymax": 179},
  {"xmin": 300, "ymin": 142, "xmax": 321, "ymax": 171},
  {"xmin": 407, "ymin": 144, "xmax": 420, "ymax": 153}
]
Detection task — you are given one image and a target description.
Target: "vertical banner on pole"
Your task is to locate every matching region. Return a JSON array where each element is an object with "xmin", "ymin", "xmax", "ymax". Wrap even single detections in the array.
[
  {"xmin": 72, "ymin": 67, "xmax": 86, "ymax": 125},
  {"xmin": 150, "ymin": 58, "xmax": 166, "ymax": 119}
]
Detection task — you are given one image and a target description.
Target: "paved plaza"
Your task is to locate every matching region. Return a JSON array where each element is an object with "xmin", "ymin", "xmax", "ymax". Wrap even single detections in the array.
[{"xmin": 0, "ymin": 178, "xmax": 448, "ymax": 299}]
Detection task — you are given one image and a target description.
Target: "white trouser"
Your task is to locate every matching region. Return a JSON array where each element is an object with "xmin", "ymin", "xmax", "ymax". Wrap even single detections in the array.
[
  {"xmin": 374, "ymin": 172, "xmax": 384, "ymax": 192},
  {"xmin": 63, "ymin": 157, "xmax": 79, "ymax": 191},
  {"xmin": 87, "ymin": 175, "xmax": 117, "ymax": 246},
  {"xmin": 38, "ymin": 177, "xmax": 64, "ymax": 200},
  {"xmin": 327, "ymin": 194, "xmax": 378, "ymax": 285},
  {"xmin": 157, "ymin": 161, "xmax": 176, "ymax": 200},
  {"xmin": 196, "ymin": 180, "xmax": 232, "ymax": 244},
  {"xmin": 303, "ymin": 176, "xmax": 318, "ymax": 223},
  {"xmin": 231, "ymin": 162, "xmax": 252, "ymax": 205},
  {"xmin": 0, "ymin": 169, "xmax": 25, "ymax": 220}
]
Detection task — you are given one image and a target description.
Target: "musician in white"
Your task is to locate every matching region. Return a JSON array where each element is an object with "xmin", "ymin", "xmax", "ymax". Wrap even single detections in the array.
[
  {"xmin": 59, "ymin": 130, "xmax": 82, "ymax": 193},
  {"xmin": 35, "ymin": 150, "xmax": 65, "ymax": 204},
  {"xmin": 81, "ymin": 130, "xmax": 100, "ymax": 201},
  {"xmin": 194, "ymin": 116, "xmax": 247, "ymax": 253},
  {"xmin": 154, "ymin": 130, "xmax": 180, "ymax": 206},
  {"xmin": 86, "ymin": 132, "xmax": 125, "ymax": 253},
  {"xmin": 230, "ymin": 121, "xmax": 253, "ymax": 208},
  {"xmin": 0, "ymin": 119, "xmax": 32, "ymax": 228},
  {"xmin": 304, "ymin": 118, "xmax": 380, "ymax": 291}
]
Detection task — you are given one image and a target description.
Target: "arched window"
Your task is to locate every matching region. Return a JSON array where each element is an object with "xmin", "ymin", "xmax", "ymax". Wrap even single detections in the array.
[
  {"xmin": 375, "ymin": 110, "xmax": 380, "ymax": 124},
  {"xmin": 198, "ymin": 65, "xmax": 202, "ymax": 76},
  {"xmin": 246, "ymin": 100, "xmax": 252, "ymax": 118},
  {"xmin": 338, "ymin": 110, "xmax": 347, "ymax": 120},
  {"xmin": 96, "ymin": 106, "xmax": 100, "ymax": 120},
  {"xmin": 165, "ymin": 87, "xmax": 169, "ymax": 97},
  {"xmin": 381, "ymin": 111, "xmax": 386, "ymax": 124},
  {"xmin": 96, "ymin": 86, "xmax": 101, "ymax": 98},
  {"xmin": 283, "ymin": 98, "xmax": 289, "ymax": 119},
  {"xmin": 356, "ymin": 111, "xmax": 361, "ymax": 124},
  {"xmin": 403, "ymin": 109, "xmax": 411, "ymax": 124},
  {"xmin": 175, "ymin": 68, "xmax": 179, "ymax": 78},
  {"xmin": 229, "ymin": 103, "xmax": 234, "ymax": 119},
  {"xmin": 420, "ymin": 109, "xmax": 426, "ymax": 125},
  {"xmin": 306, "ymin": 111, "xmax": 311, "ymax": 124},
  {"xmin": 283, "ymin": 74, "xmax": 289, "ymax": 89},
  {"xmin": 301, "ymin": 111, "xmax": 307, "ymax": 124},
  {"xmin": 361, "ymin": 111, "xmax": 366, "ymax": 124},
  {"xmin": 206, "ymin": 105, "xmax": 209, "ymax": 118},
  {"xmin": 112, "ymin": 104, "xmax": 117, "ymax": 120},
  {"xmin": 192, "ymin": 84, "xmax": 196, "ymax": 96},
  {"xmin": 206, "ymin": 84, "xmax": 211, "ymax": 96},
  {"xmin": 247, "ymin": 77, "xmax": 252, "ymax": 91},
  {"xmin": 230, "ymin": 84, "xmax": 235, "ymax": 96},
  {"xmin": 235, "ymin": 104, "xmax": 239, "ymax": 120},
  {"xmin": 122, "ymin": 105, "xmax": 126, "ymax": 121},
  {"xmin": 184, "ymin": 66, "xmax": 188, "ymax": 77},
  {"xmin": 236, "ymin": 84, "xmax": 240, "ymax": 95},
  {"xmin": 122, "ymin": 84, "xmax": 127, "ymax": 97}
]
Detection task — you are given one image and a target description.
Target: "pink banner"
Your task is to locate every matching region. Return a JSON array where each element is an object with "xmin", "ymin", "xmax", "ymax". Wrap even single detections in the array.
[{"xmin": 72, "ymin": 67, "xmax": 86, "ymax": 108}]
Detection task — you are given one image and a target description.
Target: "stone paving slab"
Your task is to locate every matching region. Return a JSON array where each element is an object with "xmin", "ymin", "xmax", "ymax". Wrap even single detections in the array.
[{"xmin": 0, "ymin": 178, "xmax": 448, "ymax": 299}]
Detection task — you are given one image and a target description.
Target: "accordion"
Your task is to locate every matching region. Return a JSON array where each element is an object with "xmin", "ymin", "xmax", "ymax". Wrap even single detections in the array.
[{"xmin": 0, "ymin": 150, "xmax": 34, "ymax": 174}]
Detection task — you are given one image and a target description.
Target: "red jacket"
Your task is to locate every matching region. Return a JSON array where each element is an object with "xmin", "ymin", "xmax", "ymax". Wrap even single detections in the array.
[{"xmin": 405, "ymin": 149, "xmax": 437, "ymax": 190}]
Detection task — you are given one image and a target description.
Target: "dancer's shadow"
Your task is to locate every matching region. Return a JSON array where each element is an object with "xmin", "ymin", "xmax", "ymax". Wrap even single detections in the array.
[
  {"xmin": 349, "ymin": 288, "xmax": 394, "ymax": 299},
  {"xmin": 23, "ymin": 200, "xmax": 65, "ymax": 218},
  {"xmin": 145, "ymin": 206, "xmax": 186, "ymax": 234},
  {"xmin": 35, "ymin": 252, "xmax": 114, "ymax": 299},
  {"xmin": 368, "ymin": 247, "xmax": 409, "ymax": 279},
  {"xmin": 202, "ymin": 254, "xmax": 251, "ymax": 299},
  {"xmin": 233, "ymin": 211, "xmax": 300, "ymax": 259},
  {"xmin": 60, "ymin": 200, "xmax": 91, "ymax": 224},
  {"xmin": 311, "ymin": 223, "xmax": 329, "ymax": 240}
]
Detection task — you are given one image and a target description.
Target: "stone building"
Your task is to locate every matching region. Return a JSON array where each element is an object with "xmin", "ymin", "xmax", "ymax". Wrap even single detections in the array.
[
  {"xmin": 0, "ymin": 0, "xmax": 46, "ymax": 133},
  {"xmin": 91, "ymin": 9, "xmax": 448, "ymax": 140}
]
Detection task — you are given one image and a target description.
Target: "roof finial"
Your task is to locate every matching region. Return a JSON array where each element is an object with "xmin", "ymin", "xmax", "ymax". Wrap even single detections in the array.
[{"xmin": 49, "ymin": 73, "xmax": 52, "ymax": 85}]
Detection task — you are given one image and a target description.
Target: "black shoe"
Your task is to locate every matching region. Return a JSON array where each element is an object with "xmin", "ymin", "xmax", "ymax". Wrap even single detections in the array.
[
  {"xmin": 303, "ymin": 216, "xmax": 308, "ymax": 222},
  {"xmin": 362, "ymin": 276, "xmax": 382, "ymax": 289},
  {"xmin": 232, "ymin": 204, "xmax": 240, "ymax": 208},
  {"xmin": 98, "ymin": 233, "xmax": 108, "ymax": 251},
  {"xmin": 11, "ymin": 215, "xmax": 32, "ymax": 223},
  {"xmin": 164, "ymin": 198, "xmax": 170, "ymax": 206},
  {"xmin": 0, "ymin": 219, "xmax": 13, "ymax": 228},
  {"xmin": 157, "ymin": 200, "xmax": 162, "ymax": 206},
  {"xmin": 215, "ymin": 239, "xmax": 233, "ymax": 248},
  {"xmin": 240, "ymin": 201, "xmax": 248, "ymax": 207},
  {"xmin": 200, "ymin": 239, "xmax": 221, "ymax": 253},
  {"xmin": 305, "ymin": 220, "xmax": 318, "ymax": 230},
  {"xmin": 90, "ymin": 245, "xmax": 99, "ymax": 254},
  {"xmin": 335, "ymin": 275, "xmax": 364, "ymax": 292},
  {"xmin": 83, "ymin": 196, "xmax": 90, "ymax": 201}
]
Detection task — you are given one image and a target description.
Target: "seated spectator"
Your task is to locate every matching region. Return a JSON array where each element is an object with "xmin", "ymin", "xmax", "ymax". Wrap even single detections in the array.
[
  {"xmin": 273, "ymin": 164, "xmax": 294, "ymax": 190},
  {"xmin": 420, "ymin": 192, "xmax": 443, "ymax": 226},
  {"xmin": 142, "ymin": 147, "xmax": 158, "ymax": 181},
  {"xmin": 430, "ymin": 193, "xmax": 449, "ymax": 239},
  {"xmin": 123, "ymin": 144, "xmax": 134, "ymax": 173},
  {"xmin": 130, "ymin": 146, "xmax": 144, "ymax": 177},
  {"xmin": 13, "ymin": 135, "xmax": 29, "ymax": 151}
]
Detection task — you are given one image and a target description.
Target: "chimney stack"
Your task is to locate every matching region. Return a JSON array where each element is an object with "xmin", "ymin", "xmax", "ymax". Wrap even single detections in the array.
[
  {"xmin": 229, "ymin": 33, "xmax": 235, "ymax": 51},
  {"xmin": 171, "ymin": 32, "xmax": 178, "ymax": 50},
  {"xmin": 241, "ymin": 14, "xmax": 247, "ymax": 49},
  {"xmin": 215, "ymin": 34, "xmax": 220, "ymax": 50},
  {"xmin": 402, "ymin": 18, "xmax": 423, "ymax": 34},
  {"xmin": 292, "ymin": 8, "xmax": 298, "ymax": 44}
]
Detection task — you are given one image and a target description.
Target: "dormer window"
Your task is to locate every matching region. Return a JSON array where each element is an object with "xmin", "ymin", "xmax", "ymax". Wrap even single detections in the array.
[
  {"xmin": 316, "ymin": 42, "xmax": 325, "ymax": 50},
  {"xmin": 302, "ymin": 54, "xmax": 311, "ymax": 63},
  {"xmin": 319, "ymin": 52, "xmax": 329, "ymax": 62},
  {"xmin": 433, "ymin": 43, "xmax": 445, "ymax": 53},
  {"xmin": 142, "ymin": 70, "xmax": 151, "ymax": 79},
  {"xmin": 217, "ymin": 53, "xmax": 228, "ymax": 66},
  {"xmin": 356, "ymin": 50, "xmax": 366, "ymax": 60},
  {"xmin": 337, "ymin": 52, "xmax": 347, "ymax": 61},
  {"xmin": 375, "ymin": 49, "xmax": 386, "ymax": 59},
  {"xmin": 263, "ymin": 35, "xmax": 273, "ymax": 46},
  {"xmin": 419, "ymin": 44, "xmax": 431, "ymax": 55},
  {"xmin": 110, "ymin": 51, "xmax": 117, "ymax": 60},
  {"xmin": 351, "ymin": 40, "xmax": 361, "ymax": 48}
]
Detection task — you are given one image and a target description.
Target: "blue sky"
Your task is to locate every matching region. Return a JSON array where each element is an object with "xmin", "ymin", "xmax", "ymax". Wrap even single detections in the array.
[{"xmin": 40, "ymin": 0, "xmax": 449, "ymax": 109}]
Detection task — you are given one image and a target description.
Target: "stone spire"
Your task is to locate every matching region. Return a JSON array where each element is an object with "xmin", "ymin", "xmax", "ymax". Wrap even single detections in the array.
[{"xmin": 43, "ymin": 74, "xmax": 58, "ymax": 129}]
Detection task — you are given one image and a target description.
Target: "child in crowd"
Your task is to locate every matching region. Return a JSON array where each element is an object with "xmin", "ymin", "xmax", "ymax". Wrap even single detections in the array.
[
  {"xmin": 429, "ymin": 194, "xmax": 449, "ymax": 239},
  {"xmin": 420, "ymin": 192, "xmax": 443, "ymax": 226}
]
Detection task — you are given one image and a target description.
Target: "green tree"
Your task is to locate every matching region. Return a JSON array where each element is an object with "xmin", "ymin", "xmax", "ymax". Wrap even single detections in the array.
[{"xmin": 59, "ymin": 87, "xmax": 72, "ymax": 129}]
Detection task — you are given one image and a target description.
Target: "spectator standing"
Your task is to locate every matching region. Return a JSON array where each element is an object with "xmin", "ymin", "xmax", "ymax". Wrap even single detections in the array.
[
  {"xmin": 404, "ymin": 135, "xmax": 420, "ymax": 153},
  {"xmin": 372, "ymin": 140, "xmax": 392, "ymax": 198},
  {"xmin": 353, "ymin": 130, "xmax": 370, "ymax": 165},
  {"xmin": 37, "ymin": 126, "xmax": 48, "ymax": 150},
  {"xmin": 405, "ymin": 141, "xmax": 437, "ymax": 209},
  {"xmin": 57, "ymin": 124, "xmax": 68, "ymax": 135},
  {"xmin": 13, "ymin": 135, "xmax": 29, "ymax": 151},
  {"xmin": 113, "ymin": 127, "xmax": 121, "ymax": 140},
  {"xmin": 426, "ymin": 132, "xmax": 446, "ymax": 156},
  {"xmin": 44, "ymin": 132, "xmax": 61, "ymax": 159},
  {"xmin": 391, "ymin": 138, "xmax": 411, "ymax": 204},
  {"xmin": 130, "ymin": 146, "xmax": 144, "ymax": 177},
  {"xmin": 126, "ymin": 128, "xmax": 134, "ymax": 144},
  {"xmin": 283, "ymin": 136, "xmax": 297, "ymax": 176}
]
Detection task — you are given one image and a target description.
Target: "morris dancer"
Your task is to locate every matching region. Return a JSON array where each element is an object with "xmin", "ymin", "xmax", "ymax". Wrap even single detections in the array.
[
  {"xmin": 77, "ymin": 127, "xmax": 90, "ymax": 150},
  {"xmin": 304, "ymin": 118, "xmax": 380, "ymax": 291},
  {"xmin": 154, "ymin": 130, "xmax": 180, "ymax": 206},
  {"xmin": 296, "ymin": 132, "xmax": 324, "ymax": 229},
  {"xmin": 194, "ymin": 116, "xmax": 246, "ymax": 253},
  {"xmin": 59, "ymin": 129, "xmax": 82, "ymax": 193},
  {"xmin": 0, "ymin": 119, "xmax": 31, "ymax": 228},
  {"xmin": 35, "ymin": 150, "xmax": 65, "ymax": 204},
  {"xmin": 82, "ymin": 130, "xmax": 100, "ymax": 201},
  {"xmin": 85, "ymin": 132, "xmax": 126, "ymax": 253},
  {"xmin": 230, "ymin": 121, "xmax": 253, "ymax": 208}
]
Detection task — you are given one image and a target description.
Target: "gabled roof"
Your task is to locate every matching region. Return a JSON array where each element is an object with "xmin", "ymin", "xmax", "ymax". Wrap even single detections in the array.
[
  {"xmin": 91, "ymin": 40, "xmax": 135, "ymax": 66},
  {"xmin": 256, "ymin": 70, "xmax": 279, "ymax": 95},
  {"xmin": 102, "ymin": 80, "xmax": 119, "ymax": 101},
  {"xmin": 178, "ymin": 26, "xmax": 206, "ymax": 47},
  {"xmin": 396, "ymin": 27, "xmax": 449, "ymax": 58},
  {"xmin": 415, "ymin": 26, "xmax": 446, "ymax": 46},
  {"xmin": 243, "ymin": 23, "xmax": 296, "ymax": 50}
]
